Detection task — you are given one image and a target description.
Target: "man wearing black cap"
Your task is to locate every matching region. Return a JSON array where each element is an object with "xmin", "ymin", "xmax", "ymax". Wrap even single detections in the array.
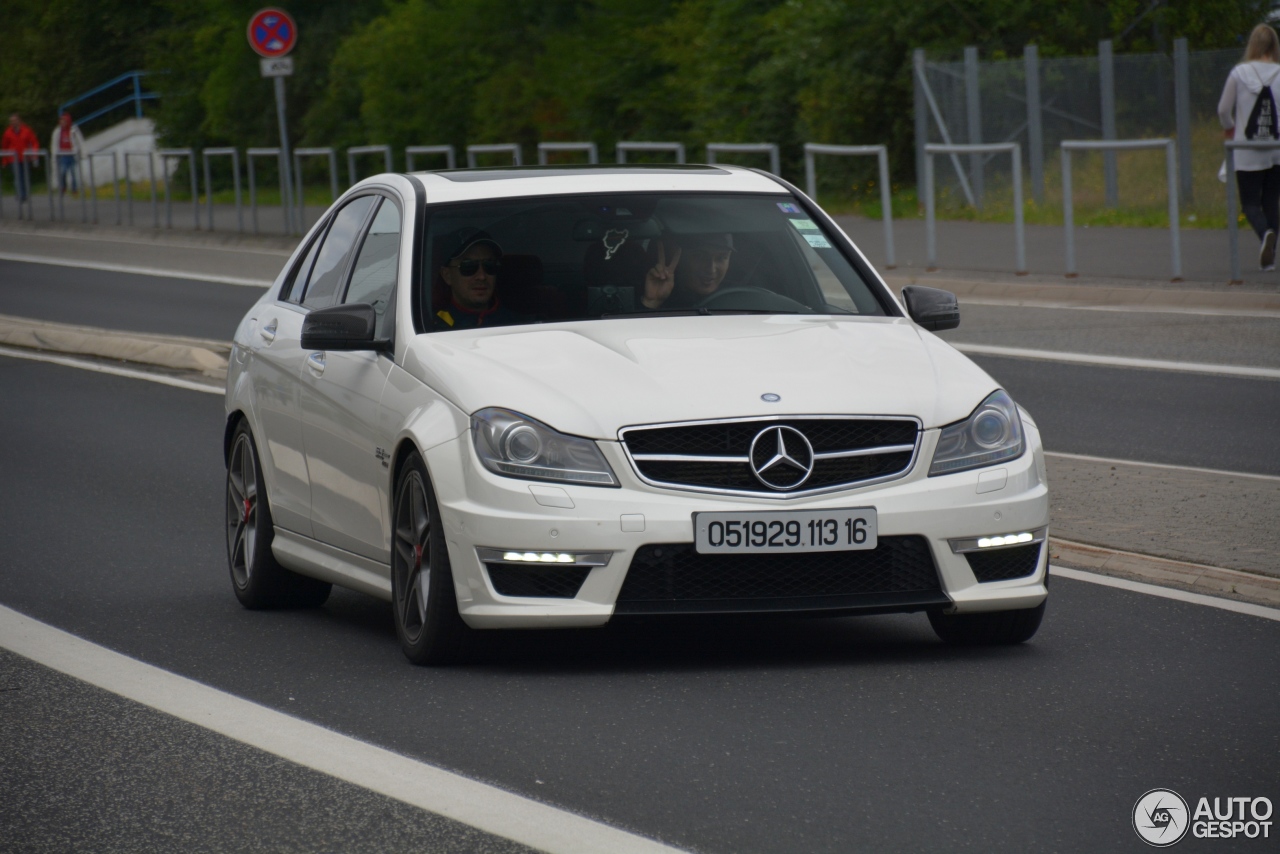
[
  {"xmin": 641, "ymin": 233, "xmax": 734, "ymax": 310},
  {"xmin": 433, "ymin": 228, "xmax": 525, "ymax": 330}
]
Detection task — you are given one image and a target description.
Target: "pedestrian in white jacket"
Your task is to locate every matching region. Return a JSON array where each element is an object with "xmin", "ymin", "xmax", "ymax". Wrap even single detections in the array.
[
  {"xmin": 50, "ymin": 112, "xmax": 87, "ymax": 195},
  {"xmin": 1219, "ymin": 24, "xmax": 1280, "ymax": 271}
]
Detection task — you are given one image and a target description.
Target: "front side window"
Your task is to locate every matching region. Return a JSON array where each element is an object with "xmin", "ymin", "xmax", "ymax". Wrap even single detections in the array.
[
  {"xmin": 301, "ymin": 195, "xmax": 377, "ymax": 310},
  {"xmin": 344, "ymin": 199, "xmax": 401, "ymax": 338},
  {"xmin": 421, "ymin": 193, "xmax": 888, "ymax": 332}
]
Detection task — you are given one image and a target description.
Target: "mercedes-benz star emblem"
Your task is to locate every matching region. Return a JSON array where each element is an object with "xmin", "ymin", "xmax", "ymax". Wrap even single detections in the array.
[
  {"xmin": 749, "ymin": 426, "xmax": 815, "ymax": 490},
  {"xmin": 761, "ymin": 393, "xmax": 781, "ymax": 403}
]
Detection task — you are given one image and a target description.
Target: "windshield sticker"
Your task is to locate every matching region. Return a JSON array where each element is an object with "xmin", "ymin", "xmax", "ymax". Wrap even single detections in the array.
[
  {"xmin": 777, "ymin": 202, "xmax": 801, "ymax": 214},
  {"xmin": 803, "ymin": 233, "xmax": 832, "ymax": 248},
  {"xmin": 603, "ymin": 228, "xmax": 630, "ymax": 260},
  {"xmin": 787, "ymin": 218, "xmax": 820, "ymax": 232}
]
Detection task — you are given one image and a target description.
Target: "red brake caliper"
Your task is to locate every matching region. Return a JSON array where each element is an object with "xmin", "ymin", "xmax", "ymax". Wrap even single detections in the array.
[
  {"xmin": 413, "ymin": 543, "xmax": 424, "ymax": 572},
  {"xmin": 242, "ymin": 498, "xmax": 252, "ymax": 525}
]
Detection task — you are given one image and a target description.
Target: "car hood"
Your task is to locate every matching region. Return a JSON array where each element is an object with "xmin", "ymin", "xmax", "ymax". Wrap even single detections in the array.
[{"xmin": 404, "ymin": 315, "xmax": 999, "ymax": 439}]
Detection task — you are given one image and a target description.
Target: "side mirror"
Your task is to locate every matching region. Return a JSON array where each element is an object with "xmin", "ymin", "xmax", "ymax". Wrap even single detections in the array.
[
  {"xmin": 301, "ymin": 303, "xmax": 390, "ymax": 352},
  {"xmin": 901, "ymin": 286, "xmax": 960, "ymax": 331}
]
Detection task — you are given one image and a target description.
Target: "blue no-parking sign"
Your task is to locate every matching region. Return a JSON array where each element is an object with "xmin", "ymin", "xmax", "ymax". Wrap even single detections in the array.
[{"xmin": 247, "ymin": 8, "xmax": 296, "ymax": 59}]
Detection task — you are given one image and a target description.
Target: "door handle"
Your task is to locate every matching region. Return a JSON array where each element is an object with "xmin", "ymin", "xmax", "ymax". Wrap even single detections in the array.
[
  {"xmin": 260, "ymin": 318, "xmax": 278, "ymax": 343},
  {"xmin": 306, "ymin": 351, "xmax": 326, "ymax": 375}
]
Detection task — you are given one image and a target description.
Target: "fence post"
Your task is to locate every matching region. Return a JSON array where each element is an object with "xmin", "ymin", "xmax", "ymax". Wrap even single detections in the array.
[
  {"xmin": 964, "ymin": 46, "xmax": 984, "ymax": 208},
  {"xmin": 1166, "ymin": 139, "xmax": 1182, "ymax": 280},
  {"xmin": 1062, "ymin": 147, "xmax": 1075, "ymax": 277},
  {"xmin": 0, "ymin": 150, "xmax": 10, "ymax": 220},
  {"xmin": 914, "ymin": 49, "xmax": 928, "ymax": 206},
  {"xmin": 924, "ymin": 151, "xmax": 936, "ymax": 270},
  {"xmin": 1099, "ymin": 39, "xmax": 1118, "ymax": 207},
  {"xmin": 202, "ymin": 148, "xmax": 243, "ymax": 233},
  {"xmin": 1226, "ymin": 146, "xmax": 1241, "ymax": 283},
  {"xmin": 1025, "ymin": 44, "xmax": 1045, "ymax": 204},
  {"xmin": 1173, "ymin": 37, "xmax": 1193, "ymax": 203},
  {"xmin": 803, "ymin": 144, "xmax": 895, "ymax": 267}
]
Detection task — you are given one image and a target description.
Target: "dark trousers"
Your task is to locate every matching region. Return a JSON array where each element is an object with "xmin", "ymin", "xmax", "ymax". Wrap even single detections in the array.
[{"xmin": 1236, "ymin": 165, "xmax": 1280, "ymax": 240}]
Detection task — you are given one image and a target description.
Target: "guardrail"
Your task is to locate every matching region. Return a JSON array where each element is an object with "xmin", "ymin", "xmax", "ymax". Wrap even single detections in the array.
[
  {"xmin": 706, "ymin": 143, "xmax": 780, "ymax": 176},
  {"xmin": 537, "ymin": 142, "xmax": 599, "ymax": 165},
  {"xmin": 202, "ymin": 148, "xmax": 241, "ymax": 232},
  {"xmin": 406, "ymin": 145, "xmax": 456, "ymax": 171},
  {"xmin": 1061, "ymin": 138, "xmax": 1180, "ymax": 281},
  {"xmin": 157, "ymin": 149, "xmax": 198, "ymax": 230},
  {"xmin": 924, "ymin": 142, "xmax": 1025, "ymax": 274},
  {"xmin": 615, "ymin": 141, "xmax": 686, "ymax": 163},
  {"xmin": 467, "ymin": 143, "xmax": 522, "ymax": 167},
  {"xmin": 1223, "ymin": 139, "xmax": 1280, "ymax": 283},
  {"xmin": 295, "ymin": 147, "xmax": 338, "ymax": 232},
  {"xmin": 247, "ymin": 147, "xmax": 288, "ymax": 235},
  {"xmin": 123, "ymin": 151, "xmax": 158, "ymax": 229},
  {"xmin": 804, "ymin": 143, "xmax": 895, "ymax": 268},
  {"xmin": 347, "ymin": 145, "xmax": 392, "ymax": 187}
]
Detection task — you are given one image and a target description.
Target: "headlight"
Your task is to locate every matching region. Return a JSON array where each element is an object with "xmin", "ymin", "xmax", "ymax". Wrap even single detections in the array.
[
  {"xmin": 471, "ymin": 408, "xmax": 619, "ymax": 487},
  {"xmin": 928, "ymin": 390, "xmax": 1025, "ymax": 476}
]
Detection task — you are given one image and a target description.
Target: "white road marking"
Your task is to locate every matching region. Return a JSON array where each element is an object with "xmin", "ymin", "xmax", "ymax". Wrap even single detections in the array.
[
  {"xmin": 0, "ymin": 604, "xmax": 686, "ymax": 854},
  {"xmin": 1045, "ymin": 450, "xmax": 1280, "ymax": 483},
  {"xmin": 959, "ymin": 296, "xmax": 1280, "ymax": 319},
  {"xmin": 1050, "ymin": 565, "xmax": 1280, "ymax": 622},
  {"xmin": 954, "ymin": 342, "xmax": 1280, "ymax": 379},
  {"xmin": 0, "ymin": 252, "xmax": 273, "ymax": 288},
  {"xmin": 0, "ymin": 346, "xmax": 222, "ymax": 395}
]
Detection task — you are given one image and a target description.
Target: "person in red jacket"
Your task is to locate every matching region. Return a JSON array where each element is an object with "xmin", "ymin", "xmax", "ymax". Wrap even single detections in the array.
[{"xmin": 2, "ymin": 114, "xmax": 41, "ymax": 202}]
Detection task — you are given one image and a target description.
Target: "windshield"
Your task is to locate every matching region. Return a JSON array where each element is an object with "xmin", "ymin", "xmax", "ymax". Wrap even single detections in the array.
[{"xmin": 421, "ymin": 193, "xmax": 888, "ymax": 332}]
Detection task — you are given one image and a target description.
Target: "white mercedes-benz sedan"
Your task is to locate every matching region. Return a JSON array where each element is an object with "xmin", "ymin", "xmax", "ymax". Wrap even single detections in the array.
[{"xmin": 224, "ymin": 164, "xmax": 1050, "ymax": 664}]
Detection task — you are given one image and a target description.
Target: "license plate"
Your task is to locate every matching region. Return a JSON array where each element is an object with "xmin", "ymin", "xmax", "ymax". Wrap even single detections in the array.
[{"xmin": 694, "ymin": 508, "xmax": 878, "ymax": 554}]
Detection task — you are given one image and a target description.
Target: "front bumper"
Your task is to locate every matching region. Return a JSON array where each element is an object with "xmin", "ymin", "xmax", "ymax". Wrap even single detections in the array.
[{"xmin": 426, "ymin": 425, "xmax": 1050, "ymax": 629}]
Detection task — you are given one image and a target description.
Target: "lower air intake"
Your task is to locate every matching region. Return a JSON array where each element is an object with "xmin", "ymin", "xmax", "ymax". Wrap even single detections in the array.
[
  {"xmin": 615, "ymin": 535, "xmax": 947, "ymax": 615},
  {"xmin": 965, "ymin": 543, "xmax": 1042, "ymax": 582}
]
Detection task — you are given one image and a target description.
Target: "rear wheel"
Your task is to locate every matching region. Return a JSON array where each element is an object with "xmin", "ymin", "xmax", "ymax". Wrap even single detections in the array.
[
  {"xmin": 928, "ymin": 599, "xmax": 1046, "ymax": 645},
  {"xmin": 226, "ymin": 421, "xmax": 331, "ymax": 609},
  {"xmin": 391, "ymin": 452, "xmax": 468, "ymax": 665}
]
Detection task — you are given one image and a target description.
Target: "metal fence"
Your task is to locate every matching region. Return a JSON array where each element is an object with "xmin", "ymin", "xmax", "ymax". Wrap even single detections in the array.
[{"xmin": 914, "ymin": 41, "xmax": 1238, "ymax": 208}]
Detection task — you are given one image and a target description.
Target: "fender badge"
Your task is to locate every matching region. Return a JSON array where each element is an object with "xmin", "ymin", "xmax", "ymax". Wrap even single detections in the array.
[{"xmin": 761, "ymin": 393, "xmax": 781, "ymax": 403}]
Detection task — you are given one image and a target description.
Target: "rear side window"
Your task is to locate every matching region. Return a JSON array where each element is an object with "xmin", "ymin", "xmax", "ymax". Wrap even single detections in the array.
[
  {"xmin": 344, "ymin": 199, "xmax": 401, "ymax": 338},
  {"xmin": 300, "ymin": 196, "xmax": 377, "ymax": 310}
]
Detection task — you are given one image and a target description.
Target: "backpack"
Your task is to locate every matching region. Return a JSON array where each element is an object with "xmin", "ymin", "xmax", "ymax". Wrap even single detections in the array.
[{"xmin": 1245, "ymin": 66, "xmax": 1280, "ymax": 140}]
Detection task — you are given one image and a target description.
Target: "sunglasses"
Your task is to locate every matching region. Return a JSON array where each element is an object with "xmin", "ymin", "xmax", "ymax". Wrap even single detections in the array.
[{"xmin": 449, "ymin": 259, "xmax": 501, "ymax": 277}]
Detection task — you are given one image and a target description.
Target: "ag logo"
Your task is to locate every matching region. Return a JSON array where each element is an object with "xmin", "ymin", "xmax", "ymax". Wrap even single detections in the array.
[{"xmin": 1133, "ymin": 789, "xmax": 1190, "ymax": 847}]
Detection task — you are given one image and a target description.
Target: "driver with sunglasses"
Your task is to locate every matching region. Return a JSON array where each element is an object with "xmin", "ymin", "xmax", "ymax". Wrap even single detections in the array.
[{"xmin": 433, "ymin": 228, "xmax": 526, "ymax": 330}]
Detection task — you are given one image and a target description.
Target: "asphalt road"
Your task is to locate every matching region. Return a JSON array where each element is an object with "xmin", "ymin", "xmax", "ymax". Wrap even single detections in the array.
[
  {"xmin": 2, "ymin": 355, "xmax": 1278, "ymax": 852},
  {"xmin": 0, "ymin": 260, "xmax": 262, "ymax": 340}
]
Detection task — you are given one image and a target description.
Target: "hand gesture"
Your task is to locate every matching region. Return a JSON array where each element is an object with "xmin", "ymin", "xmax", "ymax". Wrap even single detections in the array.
[{"xmin": 642, "ymin": 241, "xmax": 681, "ymax": 309}]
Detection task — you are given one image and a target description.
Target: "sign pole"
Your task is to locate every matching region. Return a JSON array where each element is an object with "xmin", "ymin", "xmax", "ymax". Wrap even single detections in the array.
[
  {"xmin": 248, "ymin": 8, "xmax": 298, "ymax": 235},
  {"xmin": 273, "ymin": 75, "xmax": 294, "ymax": 235}
]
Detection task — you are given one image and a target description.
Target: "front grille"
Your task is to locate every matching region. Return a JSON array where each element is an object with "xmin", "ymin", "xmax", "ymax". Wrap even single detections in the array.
[
  {"xmin": 622, "ymin": 417, "xmax": 919, "ymax": 496},
  {"xmin": 486, "ymin": 564, "xmax": 591, "ymax": 598},
  {"xmin": 615, "ymin": 536, "xmax": 947, "ymax": 615},
  {"xmin": 965, "ymin": 543, "xmax": 1042, "ymax": 582}
]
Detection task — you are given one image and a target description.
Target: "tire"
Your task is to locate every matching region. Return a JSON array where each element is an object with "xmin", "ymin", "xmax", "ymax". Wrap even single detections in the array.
[
  {"xmin": 928, "ymin": 599, "xmax": 1046, "ymax": 645},
  {"xmin": 390, "ymin": 451, "xmax": 469, "ymax": 665},
  {"xmin": 226, "ymin": 421, "xmax": 331, "ymax": 609}
]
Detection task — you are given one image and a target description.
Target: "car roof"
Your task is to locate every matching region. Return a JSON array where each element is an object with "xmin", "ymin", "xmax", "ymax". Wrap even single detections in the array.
[{"xmin": 410, "ymin": 164, "xmax": 790, "ymax": 204}]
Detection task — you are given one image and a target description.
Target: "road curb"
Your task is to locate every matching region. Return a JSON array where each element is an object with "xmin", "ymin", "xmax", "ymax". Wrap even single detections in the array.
[
  {"xmin": 1050, "ymin": 537, "xmax": 1280, "ymax": 608},
  {"xmin": 0, "ymin": 314, "xmax": 229, "ymax": 380}
]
